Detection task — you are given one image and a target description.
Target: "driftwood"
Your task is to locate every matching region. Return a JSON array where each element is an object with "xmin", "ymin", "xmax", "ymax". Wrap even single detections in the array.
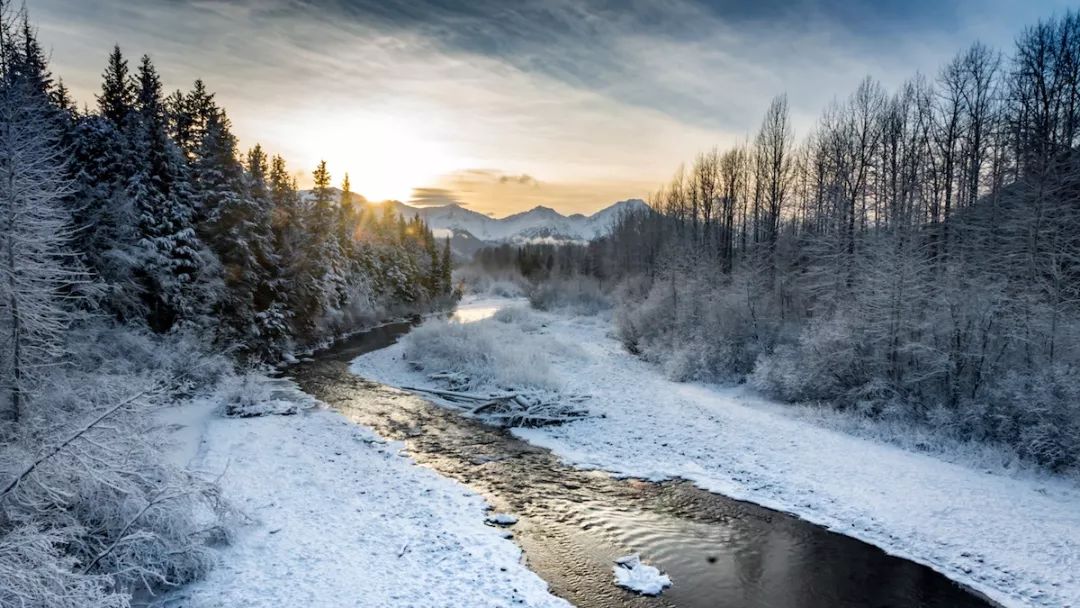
[{"xmin": 400, "ymin": 382, "xmax": 587, "ymax": 428}]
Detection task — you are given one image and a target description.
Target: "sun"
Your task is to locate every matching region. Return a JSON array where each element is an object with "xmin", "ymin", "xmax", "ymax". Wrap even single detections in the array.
[{"xmin": 311, "ymin": 112, "xmax": 457, "ymax": 202}]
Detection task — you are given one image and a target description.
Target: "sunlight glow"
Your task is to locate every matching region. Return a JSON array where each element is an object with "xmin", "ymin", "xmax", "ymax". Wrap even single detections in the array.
[{"xmin": 301, "ymin": 112, "xmax": 458, "ymax": 202}]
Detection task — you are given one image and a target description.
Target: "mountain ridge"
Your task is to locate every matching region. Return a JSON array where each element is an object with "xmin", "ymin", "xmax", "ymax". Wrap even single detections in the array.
[{"xmin": 302, "ymin": 188, "xmax": 649, "ymax": 255}]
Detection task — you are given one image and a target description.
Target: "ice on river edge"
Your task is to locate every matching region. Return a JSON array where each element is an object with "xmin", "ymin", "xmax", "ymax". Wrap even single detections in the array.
[{"xmin": 613, "ymin": 554, "xmax": 673, "ymax": 596}]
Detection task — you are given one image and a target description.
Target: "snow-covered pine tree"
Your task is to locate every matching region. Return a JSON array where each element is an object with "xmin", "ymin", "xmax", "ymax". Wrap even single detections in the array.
[
  {"xmin": 302, "ymin": 161, "xmax": 348, "ymax": 326},
  {"xmin": 191, "ymin": 109, "xmax": 277, "ymax": 353},
  {"xmin": 97, "ymin": 45, "xmax": 134, "ymax": 129},
  {"xmin": 128, "ymin": 54, "xmax": 215, "ymax": 331},
  {"xmin": 67, "ymin": 112, "xmax": 144, "ymax": 321},
  {"xmin": 245, "ymin": 144, "xmax": 289, "ymax": 355}
]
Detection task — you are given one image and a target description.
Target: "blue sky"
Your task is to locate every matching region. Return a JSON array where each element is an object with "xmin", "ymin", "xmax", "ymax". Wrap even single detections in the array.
[{"xmin": 32, "ymin": 0, "xmax": 1072, "ymax": 215}]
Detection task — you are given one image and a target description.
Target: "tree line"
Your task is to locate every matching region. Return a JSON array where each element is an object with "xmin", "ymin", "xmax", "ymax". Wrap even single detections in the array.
[
  {"xmin": 0, "ymin": 12, "xmax": 455, "ymax": 420},
  {"xmin": 0, "ymin": 4, "xmax": 455, "ymax": 604},
  {"xmin": 584, "ymin": 12, "xmax": 1080, "ymax": 471}
]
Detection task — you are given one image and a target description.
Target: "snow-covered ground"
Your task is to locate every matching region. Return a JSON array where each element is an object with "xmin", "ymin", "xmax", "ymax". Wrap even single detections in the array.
[
  {"xmin": 159, "ymin": 380, "xmax": 569, "ymax": 608},
  {"xmin": 351, "ymin": 297, "xmax": 1080, "ymax": 608}
]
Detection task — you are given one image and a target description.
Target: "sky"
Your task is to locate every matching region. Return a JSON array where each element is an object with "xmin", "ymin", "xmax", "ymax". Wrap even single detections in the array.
[{"xmin": 32, "ymin": 0, "xmax": 1073, "ymax": 217}]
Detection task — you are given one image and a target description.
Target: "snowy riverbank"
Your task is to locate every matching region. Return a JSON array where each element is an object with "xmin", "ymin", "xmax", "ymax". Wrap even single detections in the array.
[
  {"xmin": 159, "ymin": 381, "xmax": 568, "ymax": 608},
  {"xmin": 351, "ymin": 297, "xmax": 1080, "ymax": 608}
]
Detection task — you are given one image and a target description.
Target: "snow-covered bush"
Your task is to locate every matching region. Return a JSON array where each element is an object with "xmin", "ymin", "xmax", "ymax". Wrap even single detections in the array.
[
  {"xmin": 0, "ymin": 326, "xmax": 236, "ymax": 607},
  {"xmin": 750, "ymin": 316, "xmax": 867, "ymax": 403},
  {"xmin": 402, "ymin": 317, "xmax": 578, "ymax": 392},
  {"xmin": 492, "ymin": 305, "xmax": 544, "ymax": 332},
  {"xmin": 400, "ymin": 313, "xmax": 588, "ymax": 426},
  {"xmin": 0, "ymin": 525, "xmax": 125, "ymax": 608},
  {"xmin": 527, "ymin": 276, "xmax": 610, "ymax": 315},
  {"xmin": 979, "ymin": 366, "xmax": 1080, "ymax": 472},
  {"xmin": 453, "ymin": 266, "xmax": 527, "ymax": 298},
  {"xmin": 615, "ymin": 272, "xmax": 765, "ymax": 382},
  {"xmin": 219, "ymin": 372, "xmax": 317, "ymax": 417}
]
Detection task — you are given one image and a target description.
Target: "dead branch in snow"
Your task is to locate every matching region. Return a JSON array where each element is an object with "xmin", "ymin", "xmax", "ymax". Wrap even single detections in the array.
[
  {"xmin": 0, "ymin": 388, "xmax": 156, "ymax": 501},
  {"xmin": 399, "ymin": 382, "xmax": 588, "ymax": 427}
]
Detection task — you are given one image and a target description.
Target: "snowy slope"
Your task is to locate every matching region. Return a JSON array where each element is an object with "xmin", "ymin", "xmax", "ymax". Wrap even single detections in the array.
[
  {"xmin": 160, "ymin": 385, "xmax": 569, "ymax": 608},
  {"xmin": 351, "ymin": 299, "xmax": 1080, "ymax": 608}
]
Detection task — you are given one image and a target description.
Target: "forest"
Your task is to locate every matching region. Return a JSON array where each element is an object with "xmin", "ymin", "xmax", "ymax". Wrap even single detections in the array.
[
  {"xmin": 474, "ymin": 12, "xmax": 1080, "ymax": 473},
  {"xmin": 0, "ymin": 2, "xmax": 453, "ymax": 605}
]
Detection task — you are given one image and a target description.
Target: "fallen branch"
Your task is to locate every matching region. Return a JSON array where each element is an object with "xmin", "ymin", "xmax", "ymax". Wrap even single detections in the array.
[
  {"xmin": 398, "ymin": 385, "xmax": 588, "ymax": 427},
  {"xmin": 81, "ymin": 488, "xmax": 186, "ymax": 574},
  {"xmin": 1, "ymin": 388, "xmax": 155, "ymax": 501}
]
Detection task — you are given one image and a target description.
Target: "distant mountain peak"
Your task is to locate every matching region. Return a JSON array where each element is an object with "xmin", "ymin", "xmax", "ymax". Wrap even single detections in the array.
[{"xmin": 297, "ymin": 190, "xmax": 646, "ymax": 256}]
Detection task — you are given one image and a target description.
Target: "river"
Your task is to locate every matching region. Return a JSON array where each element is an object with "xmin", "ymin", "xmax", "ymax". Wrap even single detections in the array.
[{"xmin": 285, "ymin": 316, "xmax": 997, "ymax": 608}]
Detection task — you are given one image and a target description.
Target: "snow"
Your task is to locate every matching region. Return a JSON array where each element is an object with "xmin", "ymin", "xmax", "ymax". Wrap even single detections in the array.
[
  {"xmin": 612, "ymin": 554, "xmax": 672, "ymax": 596},
  {"xmin": 351, "ymin": 296, "xmax": 1080, "ymax": 608},
  {"xmin": 377, "ymin": 198, "xmax": 648, "ymax": 243},
  {"xmin": 160, "ymin": 380, "xmax": 569, "ymax": 608},
  {"xmin": 485, "ymin": 513, "xmax": 519, "ymax": 526}
]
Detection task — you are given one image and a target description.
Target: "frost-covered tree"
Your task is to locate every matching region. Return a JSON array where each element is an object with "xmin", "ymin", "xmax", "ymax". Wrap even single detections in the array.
[
  {"xmin": 129, "ymin": 55, "xmax": 214, "ymax": 331},
  {"xmin": 0, "ymin": 19, "xmax": 84, "ymax": 422},
  {"xmin": 192, "ymin": 110, "xmax": 278, "ymax": 353}
]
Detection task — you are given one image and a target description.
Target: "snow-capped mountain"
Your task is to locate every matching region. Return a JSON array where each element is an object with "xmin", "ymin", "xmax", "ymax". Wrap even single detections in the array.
[
  {"xmin": 403, "ymin": 198, "xmax": 649, "ymax": 244},
  {"xmin": 303, "ymin": 189, "xmax": 649, "ymax": 253}
]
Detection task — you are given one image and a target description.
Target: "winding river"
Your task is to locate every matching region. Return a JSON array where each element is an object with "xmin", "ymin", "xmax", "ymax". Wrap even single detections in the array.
[{"xmin": 285, "ymin": 316, "xmax": 997, "ymax": 608}]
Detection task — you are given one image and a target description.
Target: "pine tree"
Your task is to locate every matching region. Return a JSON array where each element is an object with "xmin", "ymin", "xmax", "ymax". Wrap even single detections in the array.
[
  {"xmin": 440, "ymin": 236, "xmax": 453, "ymax": 295},
  {"xmin": 129, "ymin": 54, "xmax": 212, "ymax": 331},
  {"xmin": 97, "ymin": 45, "xmax": 134, "ymax": 128},
  {"xmin": 68, "ymin": 113, "xmax": 144, "ymax": 320},
  {"xmin": 192, "ymin": 109, "xmax": 276, "ymax": 351}
]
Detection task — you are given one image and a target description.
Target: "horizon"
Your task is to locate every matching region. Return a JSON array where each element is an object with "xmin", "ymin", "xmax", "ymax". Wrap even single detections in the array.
[
  {"xmin": 316, "ymin": 183, "xmax": 648, "ymax": 220},
  {"xmin": 34, "ymin": 0, "xmax": 1073, "ymax": 216}
]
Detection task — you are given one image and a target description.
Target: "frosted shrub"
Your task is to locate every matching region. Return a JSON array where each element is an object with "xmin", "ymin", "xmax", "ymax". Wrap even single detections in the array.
[
  {"xmin": 616, "ymin": 273, "xmax": 762, "ymax": 382},
  {"xmin": 751, "ymin": 317, "xmax": 865, "ymax": 403},
  {"xmin": 453, "ymin": 266, "xmax": 526, "ymax": 298},
  {"xmin": 528, "ymin": 276, "xmax": 610, "ymax": 315},
  {"xmin": 982, "ymin": 366, "xmax": 1080, "ymax": 472},
  {"xmin": 492, "ymin": 305, "xmax": 544, "ymax": 332},
  {"xmin": 218, "ymin": 372, "xmax": 314, "ymax": 417},
  {"xmin": 0, "ymin": 525, "xmax": 126, "ymax": 608},
  {"xmin": 0, "ymin": 325, "xmax": 236, "ymax": 607},
  {"xmin": 402, "ymin": 318, "xmax": 577, "ymax": 392}
]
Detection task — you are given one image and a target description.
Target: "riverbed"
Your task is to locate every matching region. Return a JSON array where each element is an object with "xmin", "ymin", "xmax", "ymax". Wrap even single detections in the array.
[{"xmin": 286, "ymin": 315, "xmax": 996, "ymax": 608}]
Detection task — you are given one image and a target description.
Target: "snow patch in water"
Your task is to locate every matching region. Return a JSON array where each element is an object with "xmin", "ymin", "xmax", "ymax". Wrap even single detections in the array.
[{"xmin": 612, "ymin": 554, "xmax": 672, "ymax": 596}]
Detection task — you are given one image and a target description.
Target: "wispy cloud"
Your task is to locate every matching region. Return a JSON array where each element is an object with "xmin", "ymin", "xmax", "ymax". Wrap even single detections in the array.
[
  {"xmin": 30, "ymin": 0, "xmax": 1074, "ymax": 214},
  {"xmin": 409, "ymin": 187, "xmax": 466, "ymax": 207}
]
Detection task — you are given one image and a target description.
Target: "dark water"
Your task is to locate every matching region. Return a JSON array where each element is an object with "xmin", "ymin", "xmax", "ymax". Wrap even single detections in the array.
[{"xmin": 286, "ymin": 322, "xmax": 997, "ymax": 608}]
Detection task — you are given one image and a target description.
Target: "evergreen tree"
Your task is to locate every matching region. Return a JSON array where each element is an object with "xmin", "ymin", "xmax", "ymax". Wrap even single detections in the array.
[
  {"xmin": 192, "ymin": 109, "xmax": 276, "ymax": 352},
  {"xmin": 440, "ymin": 236, "xmax": 453, "ymax": 295},
  {"xmin": 97, "ymin": 45, "xmax": 134, "ymax": 128},
  {"xmin": 129, "ymin": 54, "xmax": 212, "ymax": 331}
]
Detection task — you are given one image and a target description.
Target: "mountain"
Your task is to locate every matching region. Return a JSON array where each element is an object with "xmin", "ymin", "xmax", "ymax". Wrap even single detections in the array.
[
  {"xmin": 408, "ymin": 199, "xmax": 648, "ymax": 244},
  {"xmin": 301, "ymin": 189, "xmax": 649, "ymax": 256}
]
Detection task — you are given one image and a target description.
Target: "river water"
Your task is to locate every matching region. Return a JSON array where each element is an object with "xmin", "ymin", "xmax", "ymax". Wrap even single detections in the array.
[{"xmin": 286, "ymin": 319, "xmax": 996, "ymax": 608}]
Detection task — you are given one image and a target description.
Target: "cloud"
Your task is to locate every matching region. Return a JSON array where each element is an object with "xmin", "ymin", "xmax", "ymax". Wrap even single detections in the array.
[
  {"xmin": 409, "ymin": 187, "xmax": 466, "ymax": 207},
  {"xmin": 29, "ymin": 0, "xmax": 1073, "ymax": 215},
  {"xmin": 498, "ymin": 174, "xmax": 538, "ymax": 187}
]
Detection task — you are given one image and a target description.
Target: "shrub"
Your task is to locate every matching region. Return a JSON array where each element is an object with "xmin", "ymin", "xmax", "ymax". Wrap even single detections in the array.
[
  {"xmin": 0, "ymin": 325, "xmax": 236, "ymax": 607},
  {"xmin": 527, "ymin": 276, "xmax": 610, "ymax": 315},
  {"xmin": 402, "ymin": 317, "xmax": 579, "ymax": 392}
]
